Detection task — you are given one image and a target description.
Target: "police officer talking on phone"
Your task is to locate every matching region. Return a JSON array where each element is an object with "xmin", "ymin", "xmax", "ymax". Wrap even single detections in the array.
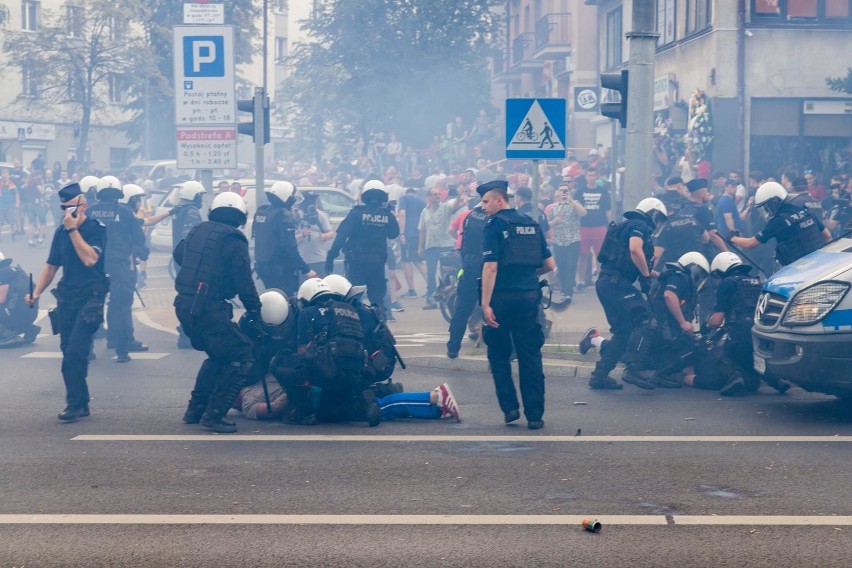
[
  {"xmin": 26, "ymin": 182, "xmax": 108, "ymax": 422},
  {"xmin": 479, "ymin": 180, "xmax": 555, "ymax": 430}
]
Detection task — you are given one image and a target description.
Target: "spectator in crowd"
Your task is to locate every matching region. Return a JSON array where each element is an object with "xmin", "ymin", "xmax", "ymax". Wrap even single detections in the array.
[
  {"xmin": 546, "ymin": 179, "xmax": 585, "ymax": 302},
  {"xmin": 418, "ymin": 182, "xmax": 467, "ymax": 309},
  {"xmin": 576, "ymin": 167, "xmax": 612, "ymax": 291}
]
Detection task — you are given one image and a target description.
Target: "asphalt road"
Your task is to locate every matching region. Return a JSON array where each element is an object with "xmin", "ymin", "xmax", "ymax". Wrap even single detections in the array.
[{"xmin": 1, "ymin": 240, "xmax": 851, "ymax": 567}]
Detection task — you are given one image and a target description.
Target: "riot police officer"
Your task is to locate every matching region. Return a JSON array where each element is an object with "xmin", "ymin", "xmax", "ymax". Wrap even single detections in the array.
[
  {"xmin": 706, "ymin": 252, "xmax": 790, "ymax": 395},
  {"xmin": 86, "ymin": 176, "xmax": 147, "ymax": 362},
  {"xmin": 0, "ymin": 252, "xmax": 40, "ymax": 347},
  {"xmin": 174, "ymin": 192, "xmax": 262, "ymax": 434},
  {"xmin": 26, "ymin": 183, "xmax": 108, "ymax": 421},
  {"xmin": 730, "ymin": 181, "xmax": 830, "ymax": 267},
  {"xmin": 446, "ymin": 190, "xmax": 489, "ymax": 359},
  {"xmin": 325, "ymin": 180, "xmax": 400, "ymax": 320},
  {"xmin": 654, "ymin": 176, "xmax": 689, "ymax": 218},
  {"xmin": 253, "ymin": 181, "xmax": 318, "ymax": 295},
  {"xmin": 590, "ymin": 198, "xmax": 668, "ymax": 390},
  {"xmin": 169, "ymin": 180, "xmax": 207, "ymax": 349},
  {"xmin": 788, "ymin": 177, "xmax": 824, "ymax": 222},
  {"xmin": 654, "ymin": 178, "xmax": 726, "ymax": 265},
  {"xmin": 479, "ymin": 180, "xmax": 555, "ymax": 429}
]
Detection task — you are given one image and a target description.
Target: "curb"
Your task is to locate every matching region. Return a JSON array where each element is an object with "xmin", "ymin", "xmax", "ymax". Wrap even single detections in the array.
[{"xmin": 404, "ymin": 355, "xmax": 602, "ymax": 379}]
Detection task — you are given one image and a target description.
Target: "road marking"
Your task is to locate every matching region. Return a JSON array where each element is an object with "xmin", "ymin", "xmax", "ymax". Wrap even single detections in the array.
[
  {"xmin": 23, "ymin": 352, "xmax": 170, "ymax": 360},
  {"xmin": 0, "ymin": 514, "xmax": 848, "ymax": 526},
  {"xmin": 134, "ymin": 310, "xmax": 179, "ymax": 336},
  {"xmin": 72, "ymin": 434, "xmax": 852, "ymax": 443}
]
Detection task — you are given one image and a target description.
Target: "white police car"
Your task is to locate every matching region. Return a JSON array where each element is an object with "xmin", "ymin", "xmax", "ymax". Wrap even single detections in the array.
[{"xmin": 752, "ymin": 238, "xmax": 852, "ymax": 399}]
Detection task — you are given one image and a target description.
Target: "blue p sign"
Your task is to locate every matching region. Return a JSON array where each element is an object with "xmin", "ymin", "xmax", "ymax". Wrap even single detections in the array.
[{"xmin": 183, "ymin": 36, "xmax": 224, "ymax": 77}]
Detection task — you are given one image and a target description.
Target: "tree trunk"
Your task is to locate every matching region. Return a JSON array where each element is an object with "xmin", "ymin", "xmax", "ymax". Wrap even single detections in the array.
[{"xmin": 76, "ymin": 103, "xmax": 92, "ymax": 170}]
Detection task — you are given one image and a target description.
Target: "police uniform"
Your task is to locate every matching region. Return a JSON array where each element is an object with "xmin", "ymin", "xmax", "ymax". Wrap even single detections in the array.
[
  {"xmin": 713, "ymin": 268, "xmax": 763, "ymax": 391},
  {"xmin": 446, "ymin": 203, "xmax": 488, "ymax": 357},
  {"xmin": 641, "ymin": 264, "xmax": 698, "ymax": 377},
  {"xmin": 253, "ymin": 203, "xmax": 311, "ymax": 295},
  {"xmin": 174, "ymin": 217, "xmax": 262, "ymax": 431},
  {"xmin": 171, "ymin": 202, "xmax": 204, "ymax": 252},
  {"xmin": 46, "ymin": 183, "xmax": 108, "ymax": 418},
  {"xmin": 87, "ymin": 192, "xmax": 146, "ymax": 359},
  {"xmin": 655, "ymin": 189, "xmax": 688, "ymax": 217},
  {"xmin": 591, "ymin": 215, "xmax": 656, "ymax": 388},
  {"xmin": 790, "ymin": 188, "xmax": 824, "ymax": 222},
  {"xmin": 326, "ymin": 198, "xmax": 400, "ymax": 319},
  {"xmin": 755, "ymin": 201, "xmax": 825, "ymax": 266},
  {"xmin": 0, "ymin": 258, "xmax": 40, "ymax": 346},
  {"xmin": 481, "ymin": 184, "xmax": 551, "ymax": 427}
]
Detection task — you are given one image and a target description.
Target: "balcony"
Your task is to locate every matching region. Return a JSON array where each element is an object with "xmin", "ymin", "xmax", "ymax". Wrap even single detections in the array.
[
  {"xmin": 492, "ymin": 48, "xmax": 521, "ymax": 82},
  {"xmin": 534, "ymin": 13, "xmax": 572, "ymax": 59},
  {"xmin": 511, "ymin": 32, "xmax": 543, "ymax": 71}
]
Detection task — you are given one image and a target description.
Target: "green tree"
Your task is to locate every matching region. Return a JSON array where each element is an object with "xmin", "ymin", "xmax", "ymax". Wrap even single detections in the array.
[
  {"xmin": 281, "ymin": 0, "xmax": 501, "ymax": 162},
  {"xmin": 1, "ymin": 0, "xmax": 145, "ymax": 164},
  {"xmin": 826, "ymin": 68, "xmax": 852, "ymax": 95},
  {"xmin": 124, "ymin": 0, "xmax": 260, "ymax": 159}
]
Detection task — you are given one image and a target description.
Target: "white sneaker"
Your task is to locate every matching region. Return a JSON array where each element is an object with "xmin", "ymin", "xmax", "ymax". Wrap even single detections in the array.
[{"xmin": 435, "ymin": 383, "xmax": 461, "ymax": 422}]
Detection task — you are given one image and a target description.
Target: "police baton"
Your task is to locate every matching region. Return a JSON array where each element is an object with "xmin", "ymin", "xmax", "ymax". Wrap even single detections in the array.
[
  {"xmin": 260, "ymin": 375, "xmax": 272, "ymax": 414},
  {"xmin": 134, "ymin": 286, "xmax": 147, "ymax": 308},
  {"xmin": 28, "ymin": 273, "xmax": 34, "ymax": 308},
  {"xmin": 725, "ymin": 236, "xmax": 769, "ymax": 278}
]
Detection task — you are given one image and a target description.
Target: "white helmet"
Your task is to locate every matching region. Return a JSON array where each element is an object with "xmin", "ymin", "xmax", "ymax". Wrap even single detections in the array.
[
  {"xmin": 323, "ymin": 274, "xmax": 352, "ymax": 297},
  {"xmin": 755, "ymin": 181, "xmax": 787, "ymax": 215},
  {"xmin": 119, "ymin": 183, "xmax": 145, "ymax": 204},
  {"xmin": 209, "ymin": 191, "xmax": 247, "ymax": 226},
  {"xmin": 361, "ymin": 179, "xmax": 388, "ymax": 202},
  {"xmin": 210, "ymin": 191, "xmax": 246, "ymax": 214},
  {"xmin": 635, "ymin": 197, "xmax": 668, "ymax": 226},
  {"xmin": 677, "ymin": 252, "xmax": 710, "ymax": 275},
  {"xmin": 79, "ymin": 175, "xmax": 100, "ymax": 193},
  {"xmin": 97, "ymin": 175, "xmax": 121, "ymax": 191},
  {"xmin": 710, "ymin": 251, "xmax": 744, "ymax": 276},
  {"xmin": 0, "ymin": 251, "xmax": 8, "ymax": 268},
  {"xmin": 297, "ymin": 277, "xmax": 333, "ymax": 304},
  {"xmin": 179, "ymin": 180, "xmax": 206, "ymax": 201},
  {"xmin": 363, "ymin": 179, "xmax": 386, "ymax": 192},
  {"xmin": 259, "ymin": 289, "xmax": 291, "ymax": 325},
  {"xmin": 268, "ymin": 181, "xmax": 296, "ymax": 203}
]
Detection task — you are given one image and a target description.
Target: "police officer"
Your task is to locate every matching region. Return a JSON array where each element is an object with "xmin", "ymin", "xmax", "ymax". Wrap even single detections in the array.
[
  {"xmin": 295, "ymin": 278, "xmax": 381, "ymax": 426},
  {"xmin": 589, "ymin": 198, "xmax": 668, "ymax": 390},
  {"xmin": 788, "ymin": 177, "xmax": 824, "ymax": 222},
  {"xmin": 479, "ymin": 180, "xmax": 555, "ymax": 429},
  {"xmin": 654, "ymin": 178, "xmax": 726, "ymax": 265},
  {"xmin": 654, "ymin": 176, "xmax": 689, "ymax": 218},
  {"xmin": 174, "ymin": 192, "xmax": 262, "ymax": 434},
  {"xmin": 325, "ymin": 180, "xmax": 400, "ymax": 320},
  {"xmin": 706, "ymin": 252, "xmax": 791, "ymax": 395},
  {"xmin": 78, "ymin": 175, "xmax": 100, "ymax": 205},
  {"xmin": 446, "ymin": 188, "xmax": 489, "ymax": 359},
  {"xmin": 171, "ymin": 181, "xmax": 207, "ymax": 252},
  {"xmin": 253, "ymin": 181, "xmax": 318, "ymax": 295},
  {"xmin": 87, "ymin": 176, "xmax": 147, "ymax": 362},
  {"xmin": 0, "ymin": 252, "xmax": 40, "ymax": 347},
  {"xmin": 730, "ymin": 181, "xmax": 830, "ymax": 267},
  {"xmin": 26, "ymin": 183, "xmax": 108, "ymax": 422}
]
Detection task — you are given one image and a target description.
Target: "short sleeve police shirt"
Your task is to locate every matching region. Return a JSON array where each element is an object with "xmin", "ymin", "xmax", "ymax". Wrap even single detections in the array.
[{"xmin": 47, "ymin": 219, "xmax": 107, "ymax": 291}]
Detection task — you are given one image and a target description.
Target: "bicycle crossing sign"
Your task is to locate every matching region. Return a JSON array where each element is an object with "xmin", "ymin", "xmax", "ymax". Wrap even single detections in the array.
[{"xmin": 505, "ymin": 98, "xmax": 566, "ymax": 159}]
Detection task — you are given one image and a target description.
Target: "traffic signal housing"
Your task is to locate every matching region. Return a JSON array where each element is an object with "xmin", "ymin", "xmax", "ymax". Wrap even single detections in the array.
[
  {"xmin": 600, "ymin": 69, "xmax": 628, "ymax": 128},
  {"xmin": 237, "ymin": 93, "xmax": 270, "ymax": 144}
]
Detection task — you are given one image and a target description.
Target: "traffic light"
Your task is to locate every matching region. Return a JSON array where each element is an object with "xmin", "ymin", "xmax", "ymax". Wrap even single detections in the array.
[
  {"xmin": 237, "ymin": 92, "xmax": 270, "ymax": 144},
  {"xmin": 600, "ymin": 69, "xmax": 628, "ymax": 128}
]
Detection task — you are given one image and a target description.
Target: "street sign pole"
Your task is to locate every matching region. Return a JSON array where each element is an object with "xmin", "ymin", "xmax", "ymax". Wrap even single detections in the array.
[{"xmin": 254, "ymin": 87, "xmax": 267, "ymax": 206}]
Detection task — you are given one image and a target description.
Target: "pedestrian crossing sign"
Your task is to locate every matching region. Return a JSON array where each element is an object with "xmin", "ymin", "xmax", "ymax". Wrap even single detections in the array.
[{"xmin": 505, "ymin": 98, "xmax": 566, "ymax": 160}]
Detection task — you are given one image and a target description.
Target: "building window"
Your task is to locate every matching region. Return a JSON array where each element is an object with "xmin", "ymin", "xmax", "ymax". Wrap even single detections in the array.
[
  {"xmin": 21, "ymin": 0, "xmax": 39, "ymax": 31},
  {"xmin": 656, "ymin": 0, "xmax": 676, "ymax": 45},
  {"xmin": 274, "ymin": 0, "xmax": 287, "ymax": 14},
  {"xmin": 685, "ymin": 0, "xmax": 711, "ymax": 34},
  {"xmin": 275, "ymin": 37, "xmax": 288, "ymax": 63},
  {"xmin": 752, "ymin": 0, "xmax": 850, "ymax": 21},
  {"xmin": 605, "ymin": 7, "xmax": 623, "ymax": 70},
  {"xmin": 66, "ymin": 4, "xmax": 83, "ymax": 37},
  {"xmin": 21, "ymin": 67, "xmax": 38, "ymax": 97},
  {"xmin": 109, "ymin": 16, "xmax": 127, "ymax": 41},
  {"xmin": 108, "ymin": 74, "xmax": 126, "ymax": 104},
  {"xmin": 67, "ymin": 76, "xmax": 83, "ymax": 102}
]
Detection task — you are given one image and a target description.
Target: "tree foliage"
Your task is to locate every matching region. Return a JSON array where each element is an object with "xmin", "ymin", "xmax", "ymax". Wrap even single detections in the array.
[
  {"xmin": 281, "ymin": 0, "xmax": 501, "ymax": 161},
  {"xmin": 826, "ymin": 68, "xmax": 852, "ymax": 95}
]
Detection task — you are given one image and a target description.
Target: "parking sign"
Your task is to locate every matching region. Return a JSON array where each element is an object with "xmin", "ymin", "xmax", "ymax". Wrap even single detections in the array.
[{"xmin": 173, "ymin": 26, "xmax": 235, "ymax": 126}]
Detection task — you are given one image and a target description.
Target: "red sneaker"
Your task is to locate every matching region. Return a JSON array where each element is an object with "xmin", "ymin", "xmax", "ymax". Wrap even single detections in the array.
[{"xmin": 436, "ymin": 383, "xmax": 461, "ymax": 422}]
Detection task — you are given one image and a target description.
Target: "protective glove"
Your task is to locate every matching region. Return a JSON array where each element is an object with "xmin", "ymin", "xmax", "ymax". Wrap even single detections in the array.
[
  {"xmin": 245, "ymin": 313, "xmax": 266, "ymax": 337},
  {"xmin": 639, "ymin": 275, "xmax": 652, "ymax": 295},
  {"xmin": 168, "ymin": 207, "xmax": 179, "ymax": 216},
  {"xmin": 324, "ymin": 256, "xmax": 335, "ymax": 276},
  {"xmin": 726, "ymin": 230, "xmax": 741, "ymax": 244}
]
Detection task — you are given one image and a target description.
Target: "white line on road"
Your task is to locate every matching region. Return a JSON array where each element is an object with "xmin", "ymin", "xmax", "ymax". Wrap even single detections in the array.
[
  {"xmin": 0, "ymin": 514, "xmax": 849, "ymax": 526},
  {"xmin": 72, "ymin": 434, "xmax": 852, "ymax": 443},
  {"xmin": 134, "ymin": 310, "xmax": 179, "ymax": 336},
  {"xmin": 23, "ymin": 352, "xmax": 170, "ymax": 360}
]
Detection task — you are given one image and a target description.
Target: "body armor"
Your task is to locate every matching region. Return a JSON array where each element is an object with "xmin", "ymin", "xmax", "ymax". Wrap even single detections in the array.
[
  {"xmin": 253, "ymin": 204, "xmax": 294, "ymax": 263},
  {"xmin": 774, "ymin": 205, "xmax": 825, "ymax": 266},
  {"xmin": 659, "ymin": 202, "xmax": 703, "ymax": 263},
  {"xmin": 494, "ymin": 212, "xmax": 544, "ymax": 268},
  {"xmin": 460, "ymin": 206, "xmax": 489, "ymax": 268},
  {"xmin": 87, "ymin": 201, "xmax": 139, "ymax": 266},
  {"xmin": 727, "ymin": 273, "xmax": 762, "ymax": 323},
  {"xmin": 345, "ymin": 203, "xmax": 394, "ymax": 263},
  {"xmin": 174, "ymin": 221, "xmax": 248, "ymax": 301}
]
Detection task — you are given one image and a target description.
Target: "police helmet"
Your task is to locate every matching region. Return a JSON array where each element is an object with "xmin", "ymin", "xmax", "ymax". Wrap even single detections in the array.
[
  {"xmin": 179, "ymin": 180, "xmax": 206, "ymax": 202},
  {"xmin": 209, "ymin": 192, "xmax": 248, "ymax": 227},
  {"xmin": 259, "ymin": 289, "xmax": 291, "ymax": 326},
  {"xmin": 79, "ymin": 176, "xmax": 100, "ymax": 194},
  {"xmin": 268, "ymin": 181, "xmax": 297, "ymax": 205},
  {"xmin": 677, "ymin": 251, "xmax": 710, "ymax": 285},
  {"xmin": 634, "ymin": 197, "xmax": 668, "ymax": 227},
  {"xmin": 361, "ymin": 179, "xmax": 388, "ymax": 203},
  {"xmin": 96, "ymin": 175, "xmax": 123, "ymax": 200},
  {"xmin": 710, "ymin": 251, "xmax": 746, "ymax": 277},
  {"xmin": 754, "ymin": 181, "xmax": 787, "ymax": 216},
  {"xmin": 297, "ymin": 277, "xmax": 334, "ymax": 305},
  {"xmin": 323, "ymin": 274, "xmax": 352, "ymax": 297},
  {"xmin": 119, "ymin": 183, "xmax": 145, "ymax": 205},
  {"xmin": 0, "ymin": 251, "xmax": 9, "ymax": 269}
]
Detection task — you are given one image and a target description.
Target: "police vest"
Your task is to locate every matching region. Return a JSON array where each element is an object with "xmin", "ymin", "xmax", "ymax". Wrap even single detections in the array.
[
  {"xmin": 0, "ymin": 264, "xmax": 28, "ymax": 312},
  {"xmin": 774, "ymin": 206, "xmax": 825, "ymax": 266},
  {"xmin": 87, "ymin": 200, "xmax": 135, "ymax": 264},
  {"xmin": 314, "ymin": 300, "xmax": 366, "ymax": 361},
  {"xmin": 494, "ymin": 212, "xmax": 544, "ymax": 268},
  {"xmin": 174, "ymin": 221, "xmax": 248, "ymax": 301},
  {"xmin": 658, "ymin": 191, "xmax": 685, "ymax": 217},
  {"xmin": 460, "ymin": 206, "xmax": 489, "ymax": 267},
  {"xmin": 599, "ymin": 219, "xmax": 654, "ymax": 281},
  {"xmin": 345, "ymin": 204, "xmax": 393, "ymax": 263},
  {"xmin": 649, "ymin": 266, "xmax": 695, "ymax": 323},
  {"xmin": 172, "ymin": 204, "xmax": 203, "ymax": 251},
  {"xmin": 790, "ymin": 192, "xmax": 824, "ymax": 222},
  {"xmin": 661, "ymin": 202, "xmax": 703, "ymax": 262},
  {"xmin": 727, "ymin": 273, "xmax": 762, "ymax": 323},
  {"xmin": 253, "ymin": 204, "xmax": 295, "ymax": 264}
]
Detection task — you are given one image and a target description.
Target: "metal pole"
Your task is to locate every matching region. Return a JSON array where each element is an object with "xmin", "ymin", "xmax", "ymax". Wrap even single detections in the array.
[
  {"xmin": 623, "ymin": 0, "xmax": 658, "ymax": 209},
  {"xmin": 531, "ymin": 159, "xmax": 540, "ymax": 221},
  {"xmin": 262, "ymin": 0, "xmax": 268, "ymax": 93},
  {"xmin": 255, "ymin": 88, "xmax": 267, "ymax": 206}
]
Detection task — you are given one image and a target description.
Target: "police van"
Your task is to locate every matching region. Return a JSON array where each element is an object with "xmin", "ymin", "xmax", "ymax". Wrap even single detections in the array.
[{"xmin": 752, "ymin": 238, "xmax": 852, "ymax": 400}]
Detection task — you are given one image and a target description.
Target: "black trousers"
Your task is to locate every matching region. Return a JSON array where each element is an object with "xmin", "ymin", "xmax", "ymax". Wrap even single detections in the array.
[
  {"xmin": 175, "ymin": 297, "xmax": 255, "ymax": 419},
  {"xmin": 255, "ymin": 262, "xmax": 299, "ymax": 296},
  {"xmin": 347, "ymin": 259, "xmax": 387, "ymax": 319},
  {"xmin": 58, "ymin": 292, "xmax": 105, "ymax": 409},
  {"xmin": 593, "ymin": 273, "xmax": 653, "ymax": 379},
  {"xmin": 447, "ymin": 267, "xmax": 481, "ymax": 353},
  {"xmin": 483, "ymin": 293, "xmax": 545, "ymax": 422},
  {"xmin": 106, "ymin": 265, "xmax": 136, "ymax": 353},
  {"xmin": 725, "ymin": 320, "xmax": 761, "ymax": 390}
]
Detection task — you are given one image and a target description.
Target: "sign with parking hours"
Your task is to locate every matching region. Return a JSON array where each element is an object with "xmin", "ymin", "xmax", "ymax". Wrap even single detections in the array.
[{"xmin": 173, "ymin": 25, "xmax": 237, "ymax": 169}]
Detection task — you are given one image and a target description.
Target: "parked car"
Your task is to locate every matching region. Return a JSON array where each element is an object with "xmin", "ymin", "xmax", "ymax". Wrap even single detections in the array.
[
  {"xmin": 752, "ymin": 239, "xmax": 852, "ymax": 400},
  {"xmin": 149, "ymin": 182, "xmax": 355, "ymax": 251}
]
